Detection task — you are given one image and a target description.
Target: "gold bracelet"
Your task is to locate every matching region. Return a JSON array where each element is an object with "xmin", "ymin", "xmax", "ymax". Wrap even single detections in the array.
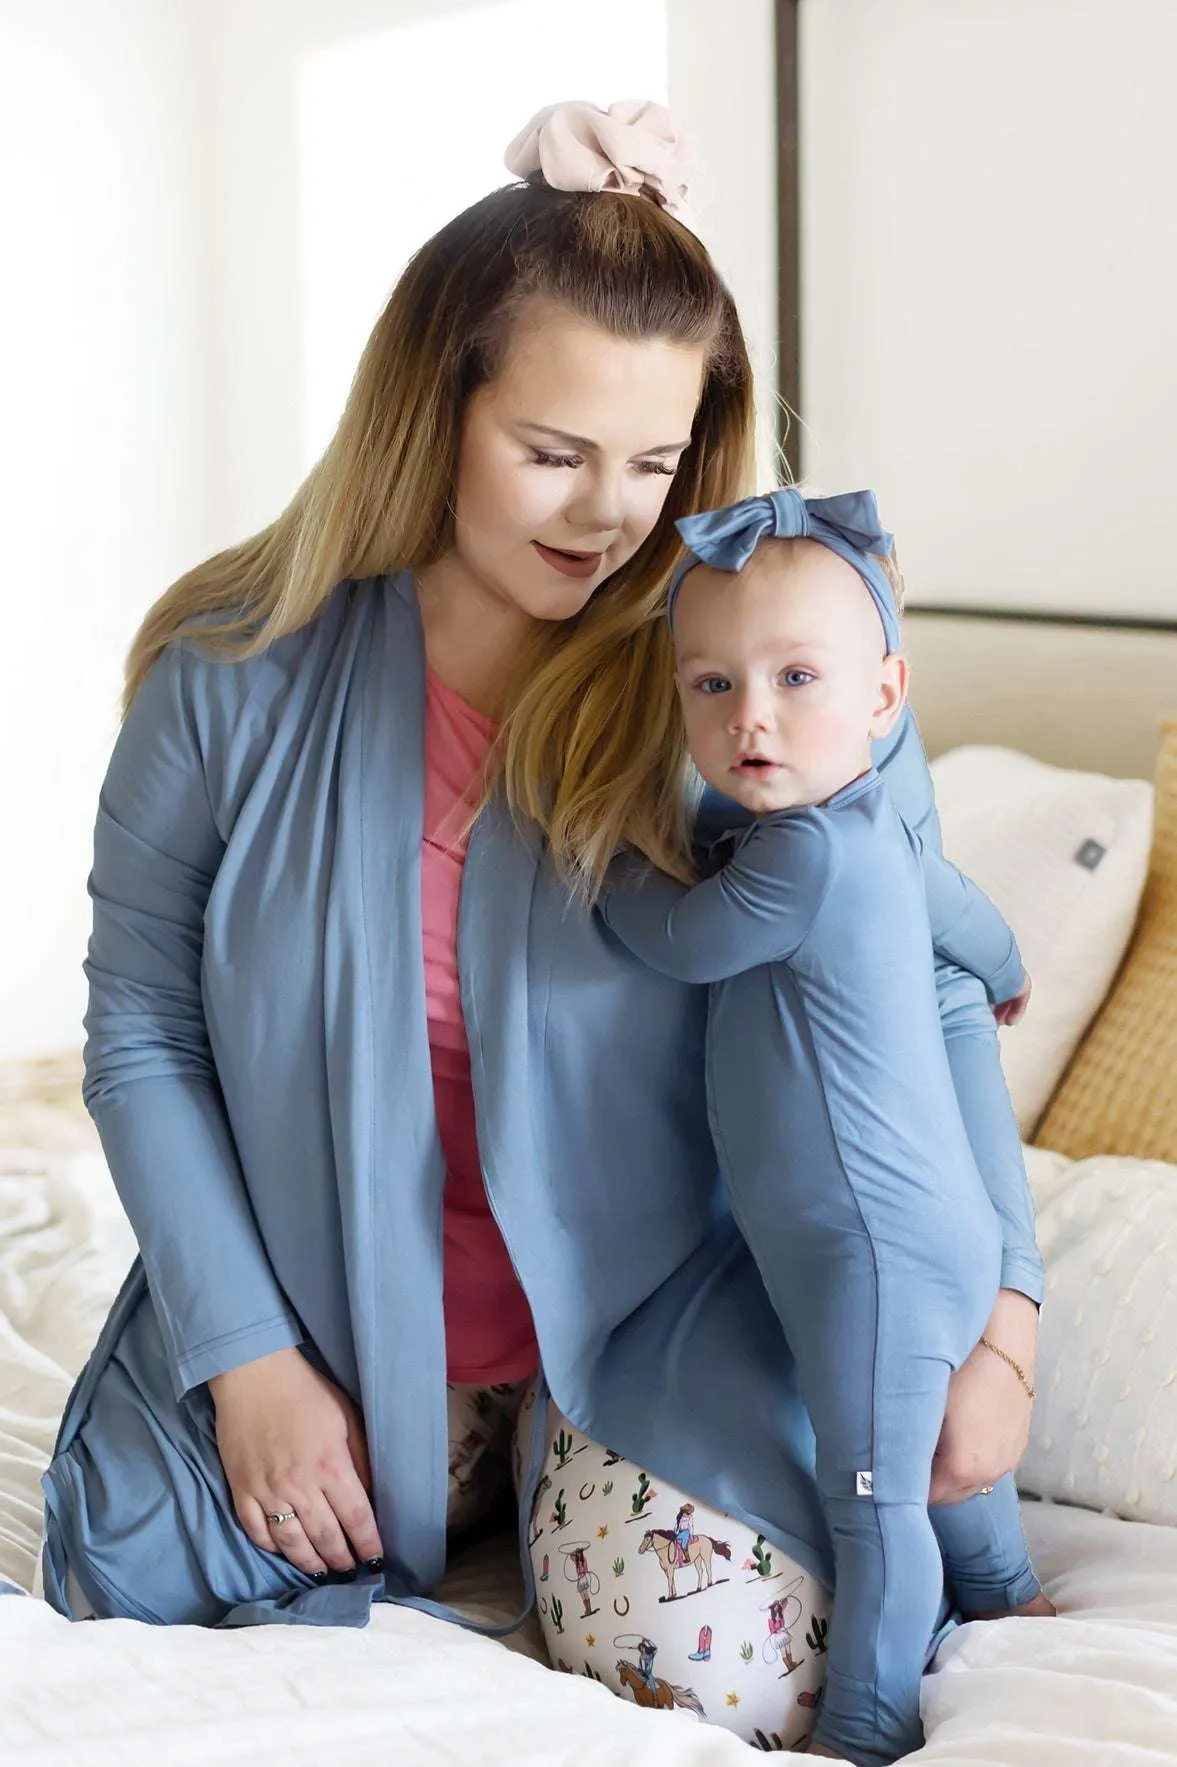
[{"xmin": 980, "ymin": 1335, "xmax": 1036, "ymax": 1400}]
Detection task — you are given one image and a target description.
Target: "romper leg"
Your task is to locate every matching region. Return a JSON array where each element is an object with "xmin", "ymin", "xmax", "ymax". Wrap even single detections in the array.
[
  {"xmin": 777, "ymin": 1250, "xmax": 953, "ymax": 1766},
  {"xmin": 522, "ymin": 1400, "xmax": 833, "ymax": 1752},
  {"xmin": 921, "ymin": 973, "xmax": 1046, "ymax": 1618},
  {"xmin": 929, "ymin": 1472, "xmax": 1041, "ymax": 1615},
  {"xmin": 724, "ymin": 1171, "xmax": 1003, "ymax": 1764}
]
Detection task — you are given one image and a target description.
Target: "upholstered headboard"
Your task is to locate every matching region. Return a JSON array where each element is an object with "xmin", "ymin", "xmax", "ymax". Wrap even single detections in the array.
[{"xmin": 904, "ymin": 610, "xmax": 1177, "ymax": 780}]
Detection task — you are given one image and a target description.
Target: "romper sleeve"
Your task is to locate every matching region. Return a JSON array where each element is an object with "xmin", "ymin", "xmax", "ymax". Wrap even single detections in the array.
[
  {"xmin": 600, "ymin": 814, "xmax": 835, "ymax": 982},
  {"xmin": 82, "ymin": 642, "xmax": 305, "ymax": 1396},
  {"xmin": 875, "ymin": 705, "xmax": 1045, "ymax": 1303},
  {"xmin": 910, "ymin": 833, "xmax": 1026, "ymax": 1005}
]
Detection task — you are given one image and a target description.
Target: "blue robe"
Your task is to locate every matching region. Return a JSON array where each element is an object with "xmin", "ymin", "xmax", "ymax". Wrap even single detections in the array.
[{"xmin": 41, "ymin": 571, "xmax": 1043, "ymax": 1634}]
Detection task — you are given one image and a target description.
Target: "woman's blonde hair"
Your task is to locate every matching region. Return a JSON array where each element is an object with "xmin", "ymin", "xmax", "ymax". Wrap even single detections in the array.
[{"xmin": 125, "ymin": 181, "xmax": 756, "ymax": 891}]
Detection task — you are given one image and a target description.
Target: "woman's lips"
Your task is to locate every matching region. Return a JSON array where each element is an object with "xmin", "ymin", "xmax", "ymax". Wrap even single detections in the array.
[{"xmin": 533, "ymin": 541, "xmax": 604, "ymax": 579}]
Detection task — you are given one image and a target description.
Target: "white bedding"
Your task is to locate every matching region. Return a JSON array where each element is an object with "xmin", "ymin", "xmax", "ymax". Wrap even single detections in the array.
[{"xmin": 3, "ymin": 1124, "xmax": 1177, "ymax": 1764}]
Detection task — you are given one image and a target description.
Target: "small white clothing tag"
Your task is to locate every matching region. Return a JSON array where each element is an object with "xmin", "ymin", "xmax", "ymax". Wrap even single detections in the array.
[{"xmin": 856, "ymin": 1471, "xmax": 874, "ymax": 1497}]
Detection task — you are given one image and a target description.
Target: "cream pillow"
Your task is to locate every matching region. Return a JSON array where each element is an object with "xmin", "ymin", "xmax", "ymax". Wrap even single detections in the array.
[
  {"xmin": 1018, "ymin": 1145, "xmax": 1177, "ymax": 1526},
  {"xmin": 928, "ymin": 746, "xmax": 1153, "ymax": 1137}
]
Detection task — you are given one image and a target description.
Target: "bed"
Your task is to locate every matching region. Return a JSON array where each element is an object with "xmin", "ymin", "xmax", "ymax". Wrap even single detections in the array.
[{"xmin": 2, "ymin": 609, "xmax": 1176, "ymax": 1764}]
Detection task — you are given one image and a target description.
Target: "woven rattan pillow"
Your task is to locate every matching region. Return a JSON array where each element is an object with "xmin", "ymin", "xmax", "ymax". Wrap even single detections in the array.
[{"xmin": 1038, "ymin": 718, "xmax": 1177, "ymax": 1160}]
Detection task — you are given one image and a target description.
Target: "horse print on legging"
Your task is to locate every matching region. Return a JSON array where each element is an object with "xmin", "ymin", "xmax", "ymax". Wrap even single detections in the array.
[{"xmin": 527, "ymin": 1402, "xmax": 832, "ymax": 1752}]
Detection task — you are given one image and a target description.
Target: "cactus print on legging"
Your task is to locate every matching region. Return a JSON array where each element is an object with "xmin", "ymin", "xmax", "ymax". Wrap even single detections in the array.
[{"xmin": 526, "ymin": 1399, "xmax": 832, "ymax": 1751}]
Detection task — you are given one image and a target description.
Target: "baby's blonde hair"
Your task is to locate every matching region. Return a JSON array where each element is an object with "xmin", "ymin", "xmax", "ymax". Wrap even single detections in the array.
[{"xmin": 877, "ymin": 547, "xmax": 906, "ymax": 614}]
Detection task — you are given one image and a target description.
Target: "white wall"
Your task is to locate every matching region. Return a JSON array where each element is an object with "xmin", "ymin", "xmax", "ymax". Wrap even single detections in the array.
[
  {"xmin": 203, "ymin": 0, "xmax": 779, "ymax": 539},
  {"xmin": 669, "ymin": 0, "xmax": 779, "ymax": 479},
  {"xmin": 799, "ymin": 0, "xmax": 1177, "ymax": 620},
  {"xmin": 0, "ymin": 0, "xmax": 215, "ymax": 1060}
]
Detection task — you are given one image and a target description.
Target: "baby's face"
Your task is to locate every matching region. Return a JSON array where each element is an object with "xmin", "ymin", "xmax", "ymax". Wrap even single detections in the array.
[{"xmin": 673, "ymin": 539, "xmax": 907, "ymax": 814}]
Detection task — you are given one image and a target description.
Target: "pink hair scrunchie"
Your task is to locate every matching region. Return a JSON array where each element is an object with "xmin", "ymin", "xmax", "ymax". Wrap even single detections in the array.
[{"xmin": 503, "ymin": 98, "xmax": 692, "ymax": 222}]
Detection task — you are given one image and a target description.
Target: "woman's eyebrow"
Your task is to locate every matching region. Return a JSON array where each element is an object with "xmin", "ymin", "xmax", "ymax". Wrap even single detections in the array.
[{"xmin": 518, "ymin": 421, "xmax": 692, "ymax": 456}]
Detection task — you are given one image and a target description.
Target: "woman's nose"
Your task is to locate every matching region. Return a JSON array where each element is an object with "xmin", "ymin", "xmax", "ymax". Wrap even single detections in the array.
[{"xmin": 567, "ymin": 467, "xmax": 625, "ymax": 536}]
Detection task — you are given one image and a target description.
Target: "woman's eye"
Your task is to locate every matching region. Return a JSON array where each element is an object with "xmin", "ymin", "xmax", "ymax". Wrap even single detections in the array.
[
  {"xmin": 696, "ymin": 676, "xmax": 731, "ymax": 695},
  {"xmin": 782, "ymin": 669, "xmax": 814, "ymax": 687},
  {"xmin": 531, "ymin": 451, "xmax": 676, "ymax": 476}
]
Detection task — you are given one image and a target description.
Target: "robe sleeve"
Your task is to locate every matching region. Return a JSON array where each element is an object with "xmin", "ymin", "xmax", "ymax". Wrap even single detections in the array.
[
  {"xmin": 82, "ymin": 643, "xmax": 304, "ymax": 1396},
  {"xmin": 875, "ymin": 706, "xmax": 1045, "ymax": 1304},
  {"xmin": 600, "ymin": 815, "xmax": 835, "ymax": 982}
]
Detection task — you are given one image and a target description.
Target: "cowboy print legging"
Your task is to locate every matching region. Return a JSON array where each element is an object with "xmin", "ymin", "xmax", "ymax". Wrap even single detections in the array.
[{"xmin": 450, "ymin": 1383, "xmax": 833, "ymax": 1752}]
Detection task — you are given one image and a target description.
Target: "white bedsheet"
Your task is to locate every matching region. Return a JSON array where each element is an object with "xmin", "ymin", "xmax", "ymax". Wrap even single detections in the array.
[{"xmin": 3, "ymin": 1133, "xmax": 1177, "ymax": 1764}]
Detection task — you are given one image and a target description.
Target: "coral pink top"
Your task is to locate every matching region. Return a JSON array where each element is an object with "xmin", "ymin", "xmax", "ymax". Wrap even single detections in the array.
[{"xmin": 422, "ymin": 667, "xmax": 539, "ymax": 1384}]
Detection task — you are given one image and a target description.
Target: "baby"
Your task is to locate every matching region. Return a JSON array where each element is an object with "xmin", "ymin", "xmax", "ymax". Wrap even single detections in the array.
[{"xmin": 601, "ymin": 489, "xmax": 1049, "ymax": 1767}]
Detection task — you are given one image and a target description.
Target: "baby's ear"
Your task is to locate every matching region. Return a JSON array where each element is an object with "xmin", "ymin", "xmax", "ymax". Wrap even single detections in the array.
[{"xmin": 869, "ymin": 652, "xmax": 908, "ymax": 740}]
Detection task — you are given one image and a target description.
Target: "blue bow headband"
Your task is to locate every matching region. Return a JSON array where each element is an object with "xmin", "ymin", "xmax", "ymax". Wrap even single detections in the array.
[{"xmin": 666, "ymin": 487, "xmax": 901, "ymax": 654}]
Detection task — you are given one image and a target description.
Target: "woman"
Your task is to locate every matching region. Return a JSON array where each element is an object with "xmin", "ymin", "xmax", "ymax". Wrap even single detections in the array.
[{"xmin": 42, "ymin": 102, "xmax": 1042, "ymax": 1759}]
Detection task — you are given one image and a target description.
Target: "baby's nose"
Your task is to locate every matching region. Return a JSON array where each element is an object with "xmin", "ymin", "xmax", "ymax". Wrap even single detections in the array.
[{"xmin": 728, "ymin": 690, "xmax": 772, "ymax": 733}]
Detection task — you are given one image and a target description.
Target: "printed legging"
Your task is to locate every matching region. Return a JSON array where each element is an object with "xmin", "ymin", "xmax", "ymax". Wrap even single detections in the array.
[{"xmin": 455, "ymin": 1382, "xmax": 833, "ymax": 1754}]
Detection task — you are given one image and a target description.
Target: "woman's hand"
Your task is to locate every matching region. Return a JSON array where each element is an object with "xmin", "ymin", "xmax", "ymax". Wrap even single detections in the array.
[
  {"xmin": 208, "ymin": 1347, "xmax": 384, "ymax": 1576},
  {"xmin": 993, "ymin": 974, "xmax": 1032, "ymax": 1027},
  {"xmin": 930, "ymin": 1288, "xmax": 1039, "ymax": 1505}
]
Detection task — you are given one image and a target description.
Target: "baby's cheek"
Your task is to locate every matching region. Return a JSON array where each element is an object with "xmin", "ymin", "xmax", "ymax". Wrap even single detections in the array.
[
  {"xmin": 800, "ymin": 704, "xmax": 863, "ymax": 769},
  {"xmin": 797, "ymin": 705, "xmax": 843, "ymax": 752}
]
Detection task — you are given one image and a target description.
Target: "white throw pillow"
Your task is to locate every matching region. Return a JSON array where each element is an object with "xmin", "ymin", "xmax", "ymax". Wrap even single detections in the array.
[
  {"xmin": 928, "ymin": 746, "xmax": 1153, "ymax": 1136},
  {"xmin": 1018, "ymin": 1146, "xmax": 1177, "ymax": 1527}
]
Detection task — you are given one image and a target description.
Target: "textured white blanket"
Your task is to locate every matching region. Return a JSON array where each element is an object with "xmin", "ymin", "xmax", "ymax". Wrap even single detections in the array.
[{"xmin": 2, "ymin": 1136, "xmax": 1176, "ymax": 1764}]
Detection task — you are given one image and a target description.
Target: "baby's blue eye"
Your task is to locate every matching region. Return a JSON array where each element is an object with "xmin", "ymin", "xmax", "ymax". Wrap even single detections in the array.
[
  {"xmin": 782, "ymin": 669, "xmax": 814, "ymax": 688},
  {"xmin": 697, "ymin": 676, "xmax": 731, "ymax": 695}
]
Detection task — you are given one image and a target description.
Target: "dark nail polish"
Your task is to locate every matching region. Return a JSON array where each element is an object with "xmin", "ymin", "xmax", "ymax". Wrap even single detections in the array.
[
  {"xmin": 362, "ymin": 1557, "xmax": 385, "ymax": 1573},
  {"xmin": 310, "ymin": 1571, "xmax": 329, "ymax": 1585},
  {"xmin": 333, "ymin": 1567, "xmax": 357, "ymax": 1584}
]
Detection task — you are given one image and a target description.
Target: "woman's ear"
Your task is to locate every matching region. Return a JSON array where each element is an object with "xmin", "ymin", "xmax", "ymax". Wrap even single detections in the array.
[{"xmin": 869, "ymin": 652, "xmax": 908, "ymax": 741}]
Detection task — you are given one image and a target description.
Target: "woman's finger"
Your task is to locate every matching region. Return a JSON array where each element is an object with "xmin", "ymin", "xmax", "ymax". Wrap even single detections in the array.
[
  {"xmin": 236, "ymin": 1491, "xmax": 285, "ymax": 1557},
  {"xmin": 930, "ymin": 1457, "xmax": 1012, "ymax": 1504},
  {"xmin": 257, "ymin": 1502, "xmax": 330, "ymax": 1577},
  {"xmin": 287, "ymin": 1488, "xmax": 356, "ymax": 1573},
  {"xmin": 329, "ymin": 1468, "xmax": 384, "ymax": 1563},
  {"xmin": 346, "ymin": 1410, "xmax": 374, "ymax": 1497}
]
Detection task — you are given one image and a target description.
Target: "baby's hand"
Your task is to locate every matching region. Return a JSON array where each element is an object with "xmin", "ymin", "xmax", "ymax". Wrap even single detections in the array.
[{"xmin": 993, "ymin": 974, "xmax": 1032, "ymax": 1027}]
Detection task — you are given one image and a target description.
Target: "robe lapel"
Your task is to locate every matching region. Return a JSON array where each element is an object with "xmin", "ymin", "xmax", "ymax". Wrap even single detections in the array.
[{"xmin": 323, "ymin": 576, "xmax": 448, "ymax": 1593}]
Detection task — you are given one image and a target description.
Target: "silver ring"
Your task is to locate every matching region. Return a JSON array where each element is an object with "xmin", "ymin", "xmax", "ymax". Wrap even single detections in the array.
[{"xmin": 267, "ymin": 1509, "xmax": 297, "ymax": 1526}]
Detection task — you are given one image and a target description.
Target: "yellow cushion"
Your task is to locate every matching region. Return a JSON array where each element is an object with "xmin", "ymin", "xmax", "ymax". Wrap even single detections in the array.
[{"xmin": 1037, "ymin": 719, "xmax": 1177, "ymax": 1160}]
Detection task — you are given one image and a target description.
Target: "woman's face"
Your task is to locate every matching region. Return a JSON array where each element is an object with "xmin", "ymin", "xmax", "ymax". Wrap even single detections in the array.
[{"xmin": 448, "ymin": 303, "xmax": 707, "ymax": 622}]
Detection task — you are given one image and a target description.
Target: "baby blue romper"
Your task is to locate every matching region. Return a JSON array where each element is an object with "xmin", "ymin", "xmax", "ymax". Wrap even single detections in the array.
[{"xmin": 602, "ymin": 489, "xmax": 1043, "ymax": 1766}]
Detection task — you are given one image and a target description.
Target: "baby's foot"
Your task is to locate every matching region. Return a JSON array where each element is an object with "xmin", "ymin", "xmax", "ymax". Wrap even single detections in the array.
[{"xmin": 967, "ymin": 1591, "xmax": 1058, "ymax": 1621}]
